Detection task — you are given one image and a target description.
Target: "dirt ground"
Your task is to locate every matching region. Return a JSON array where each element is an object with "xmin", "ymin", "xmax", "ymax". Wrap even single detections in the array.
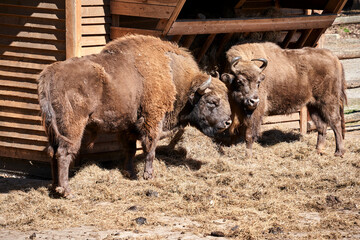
[{"xmin": 0, "ymin": 126, "xmax": 359, "ymax": 240}]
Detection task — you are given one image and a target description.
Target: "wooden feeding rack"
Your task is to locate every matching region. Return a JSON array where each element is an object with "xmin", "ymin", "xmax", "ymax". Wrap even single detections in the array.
[{"xmin": 0, "ymin": 0, "xmax": 348, "ymax": 176}]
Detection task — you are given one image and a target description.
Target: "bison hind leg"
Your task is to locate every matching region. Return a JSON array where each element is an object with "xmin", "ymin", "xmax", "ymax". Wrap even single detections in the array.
[{"xmin": 308, "ymin": 105, "xmax": 328, "ymax": 155}]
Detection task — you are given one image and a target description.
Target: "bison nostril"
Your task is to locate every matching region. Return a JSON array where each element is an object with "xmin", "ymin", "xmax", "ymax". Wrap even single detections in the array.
[
  {"xmin": 225, "ymin": 120, "xmax": 232, "ymax": 127},
  {"xmin": 249, "ymin": 98, "xmax": 259, "ymax": 106}
]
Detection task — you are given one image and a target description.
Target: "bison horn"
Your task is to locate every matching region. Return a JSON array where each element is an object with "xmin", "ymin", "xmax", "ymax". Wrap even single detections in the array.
[
  {"xmin": 251, "ymin": 58, "xmax": 268, "ymax": 71},
  {"xmin": 231, "ymin": 56, "xmax": 242, "ymax": 67},
  {"xmin": 215, "ymin": 71, "xmax": 220, "ymax": 78},
  {"xmin": 197, "ymin": 75, "xmax": 212, "ymax": 94}
]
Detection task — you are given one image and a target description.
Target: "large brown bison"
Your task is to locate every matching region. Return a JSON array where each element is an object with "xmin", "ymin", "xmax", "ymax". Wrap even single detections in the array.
[
  {"xmin": 37, "ymin": 34, "xmax": 232, "ymax": 198},
  {"xmin": 220, "ymin": 42, "xmax": 347, "ymax": 157}
]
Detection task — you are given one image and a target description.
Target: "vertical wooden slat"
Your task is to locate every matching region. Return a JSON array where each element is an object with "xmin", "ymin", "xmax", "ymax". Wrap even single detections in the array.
[
  {"xmin": 171, "ymin": 35, "xmax": 182, "ymax": 43},
  {"xmin": 216, "ymin": 33, "xmax": 234, "ymax": 58},
  {"xmin": 235, "ymin": 0, "xmax": 247, "ymax": 8},
  {"xmin": 300, "ymin": 106, "xmax": 308, "ymax": 134},
  {"xmin": 162, "ymin": 0, "xmax": 186, "ymax": 36},
  {"xmin": 281, "ymin": 30, "xmax": 296, "ymax": 48},
  {"xmin": 182, "ymin": 35, "xmax": 196, "ymax": 48},
  {"xmin": 197, "ymin": 34, "xmax": 216, "ymax": 62},
  {"xmin": 112, "ymin": 14, "xmax": 119, "ymax": 27},
  {"xmin": 66, "ymin": 0, "xmax": 82, "ymax": 58},
  {"xmin": 296, "ymin": 29, "xmax": 312, "ymax": 48}
]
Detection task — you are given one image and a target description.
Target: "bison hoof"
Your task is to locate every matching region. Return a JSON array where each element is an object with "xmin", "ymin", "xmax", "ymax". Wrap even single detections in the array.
[
  {"xmin": 334, "ymin": 149, "xmax": 345, "ymax": 157},
  {"xmin": 143, "ymin": 171, "xmax": 153, "ymax": 180},
  {"xmin": 245, "ymin": 150, "xmax": 253, "ymax": 159},
  {"xmin": 122, "ymin": 170, "xmax": 137, "ymax": 180},
  {"xmin": 53, "ymin": 186, "xmax": 74, "ymax": 199},
  {"xmin": 316, "ymin": 149, "xmax": 325, "ymax": 155}
]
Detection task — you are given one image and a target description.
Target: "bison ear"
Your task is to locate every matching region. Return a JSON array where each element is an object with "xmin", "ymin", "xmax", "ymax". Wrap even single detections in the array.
[
  {"xmin": 220, "ymin": 73, "xmax": 235, "ymax": 86},
  {"xmin": 189, "ymin": 92, "xmax": 202, "ymax": 105},
  {"xmin": 259, "ymin": 73, "xmax": 265, "ymax": 81}
]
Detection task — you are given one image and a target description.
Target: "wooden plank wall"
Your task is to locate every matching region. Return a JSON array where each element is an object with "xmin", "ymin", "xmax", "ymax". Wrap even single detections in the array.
[
  {"xmin": 0, "ymin": 0, "xmax": 120, "ymax": 166},
  {"xmin": 0, "ymin": 0, "xmax": 66, "ymax": 162},
  {"xmin": 81, "ymin": 0, "xmax": 111, "ymax": 56}
]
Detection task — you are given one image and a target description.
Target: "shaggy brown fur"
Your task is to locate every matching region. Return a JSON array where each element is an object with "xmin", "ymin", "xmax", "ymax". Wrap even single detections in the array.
[
  {"xmin": 221, "ymin": 42, "xmax": 347, "ymax": 158},
  {"xmin": 37, "ymin": 34, "xmax": 232, "ymax": 198}
]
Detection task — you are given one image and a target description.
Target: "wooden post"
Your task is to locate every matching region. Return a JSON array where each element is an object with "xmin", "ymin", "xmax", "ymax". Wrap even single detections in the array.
[
  {"xmin": 66, "ymin": 0, "xmax": 82, "ymax": 58},
  {"xmin": 300, "ymin": 106, "xmax": 308, "ymax": 134}
]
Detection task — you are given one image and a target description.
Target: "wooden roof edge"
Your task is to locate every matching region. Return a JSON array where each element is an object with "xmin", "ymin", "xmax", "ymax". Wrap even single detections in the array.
[{"xmin": 167, "ymin": 14, "xmax": 337, "ymax": 36}]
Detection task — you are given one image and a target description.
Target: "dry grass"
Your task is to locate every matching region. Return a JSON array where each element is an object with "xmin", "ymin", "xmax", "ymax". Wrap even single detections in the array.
[{"xmin": 1, "ymin": 127, "xmax": 359, "ymax": 239}]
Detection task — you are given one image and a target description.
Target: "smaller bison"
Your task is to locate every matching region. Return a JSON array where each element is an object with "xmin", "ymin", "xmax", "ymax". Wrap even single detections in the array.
[
  {"xmin": 38, "ymin": 34, "xmax": 232, "ymax": 198},
  {"xmin": 221, "ymin": 42, "xmax": 347, "ymax": 157}
]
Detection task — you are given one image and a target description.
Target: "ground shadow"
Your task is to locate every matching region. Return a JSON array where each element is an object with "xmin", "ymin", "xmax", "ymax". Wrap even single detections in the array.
[
  {"xmin": 0, "ymin": 176, "xmax": 50, "ymax": 194},
  {"xmin": 155, "ymin": 145, "xmax": 203, "ymax": 171},
  {"xmin": 212, "ymin": 128, "xmax": 301, "ymax": 147},
  {"xmin": 258, "ymin": 129, "xmax": 301, "ymax": 146},
  {"xmin": 95, "ymin": 144, "xmax": 203, "ymax": 180}
]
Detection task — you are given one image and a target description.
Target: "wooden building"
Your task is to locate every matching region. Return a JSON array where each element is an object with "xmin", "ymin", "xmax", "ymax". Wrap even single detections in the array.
[{"xmin": 0, "ymin": 0, "xmax": 348, "ymax": 174}]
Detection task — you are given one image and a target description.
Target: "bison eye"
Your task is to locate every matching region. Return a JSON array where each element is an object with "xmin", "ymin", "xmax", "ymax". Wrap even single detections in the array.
[
  {"xmin": 206, "ymin": 99, "xmax": 219, "ymax": 108},
  {"xmin": 236, "ymin": 79, "xmax": 243, "ymax": 85}
]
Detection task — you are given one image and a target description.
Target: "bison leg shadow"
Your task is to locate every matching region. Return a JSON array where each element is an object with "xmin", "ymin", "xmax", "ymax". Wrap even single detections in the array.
[
  {"xmin": 155, "ymin": 145, "xmax": 203, "ymax": 171},
  {"xmin": 258, "ymin": 129, "xmax": 301, "ymax": 147}
]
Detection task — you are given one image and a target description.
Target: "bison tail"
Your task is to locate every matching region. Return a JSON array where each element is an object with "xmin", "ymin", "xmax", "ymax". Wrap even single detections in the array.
[
  {"xmin": 340, "ymin": 63, "xmax": 347, "ymax": 139},
  {"xmin": 37, "ymin": 68, "xmax": 72, "ymax": 155}
]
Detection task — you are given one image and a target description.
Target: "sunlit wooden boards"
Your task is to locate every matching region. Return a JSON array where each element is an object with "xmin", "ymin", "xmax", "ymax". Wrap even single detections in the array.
[
  {"xmin": 81, "ymin": 0, "xmax": 111, "ymax": 56},
  {"xmin": 0, "ymin": 0, "xmax": 65, "ymax": 162},
  {"xmin": 262, "ymin": 112, "xmax": 300, "ymax": 132},
  {"xmin": 0, "ymin": 0, "xmax": 123, "ymax": 165}
]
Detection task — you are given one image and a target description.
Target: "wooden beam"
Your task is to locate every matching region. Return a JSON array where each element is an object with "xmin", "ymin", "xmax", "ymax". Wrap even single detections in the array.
[
  {"xmin": 296, "ymin": 29, "xmax": 313, "ymax": 48},
  {"xmin": 110, "ymin": 26, "xmax": 161, "ymax": 40},
  {"xmin": 66, "ymin": 0, "xmax": 81, "ymax": 58},
  {"xmin": 167, "ymin": 14, "xmax": 336, "ymax": 35},
  {"xmin": 216, "ymin": 33, "xmax": 233, "ymax": 58},
  {"xmin": 110, "ymin": 1, "xmax": 174, "ymax": 19},
  {"xmin": 197, "ymin": 34, "xmax": 216, "ymax": 62},
  {"xmin": 323, "ymin": 0, "xmax": 348, "ymax": 14},
  {"xmin": 181, "ymin": 35, "xmax": 196, "ymax": 48},
  {"xmin": 262, "ymin": 112, "xmax": 299, "ymax": 124},
  {"xmin": 170, "ymin": 35, "xmax": 182, "ymax": 43},
  {"xmin": 281, "ymin": 30, "xmax": 296, "ymax": 48},
  {"xmin": 162, "ymin": 0, "xmax": 186, "ymax": 36},
  {"xmin": 235, "ymin": 0, "xmax": 247, "ymax": 9},
  {"xmin": 110, "ymin": 0, "xmax": 179, "ymax": 7}
]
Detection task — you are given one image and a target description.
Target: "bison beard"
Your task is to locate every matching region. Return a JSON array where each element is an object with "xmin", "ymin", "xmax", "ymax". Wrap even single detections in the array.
[
  {"xmin": 37, "ymin": 34, "xmax": 231, "ymax": 198},
  {"xmin": 221, "ymin": 42, "xmax": 347, "ymax": 158}
]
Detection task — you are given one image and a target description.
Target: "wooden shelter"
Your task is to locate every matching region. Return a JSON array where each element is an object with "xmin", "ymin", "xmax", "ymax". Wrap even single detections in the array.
[{"xmin": 0, "ymin": 0, "xmax": 348, "ymax": 174}]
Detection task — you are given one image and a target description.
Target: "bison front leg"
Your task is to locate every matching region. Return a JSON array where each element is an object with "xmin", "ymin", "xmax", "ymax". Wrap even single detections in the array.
[
  {"xmin": 245, "ymin": 126, "xmax": 254, "ymax": 158},
  {"xmin": 141, "ymin": 121, "xmax": 162, "ymax": 180},
  {"xmin": 244, "ymin": 112, "xmax": 262, "ymax": 158}
]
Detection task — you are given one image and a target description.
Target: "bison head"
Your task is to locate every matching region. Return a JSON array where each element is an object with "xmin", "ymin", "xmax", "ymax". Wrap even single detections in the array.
[
  {"xmin": 221, "ymin": 56, "xmax": 268, "ymax": 115},
  {"xmin": 185, "ymin": 74, "xmax": 232, "ymax": 137}
]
